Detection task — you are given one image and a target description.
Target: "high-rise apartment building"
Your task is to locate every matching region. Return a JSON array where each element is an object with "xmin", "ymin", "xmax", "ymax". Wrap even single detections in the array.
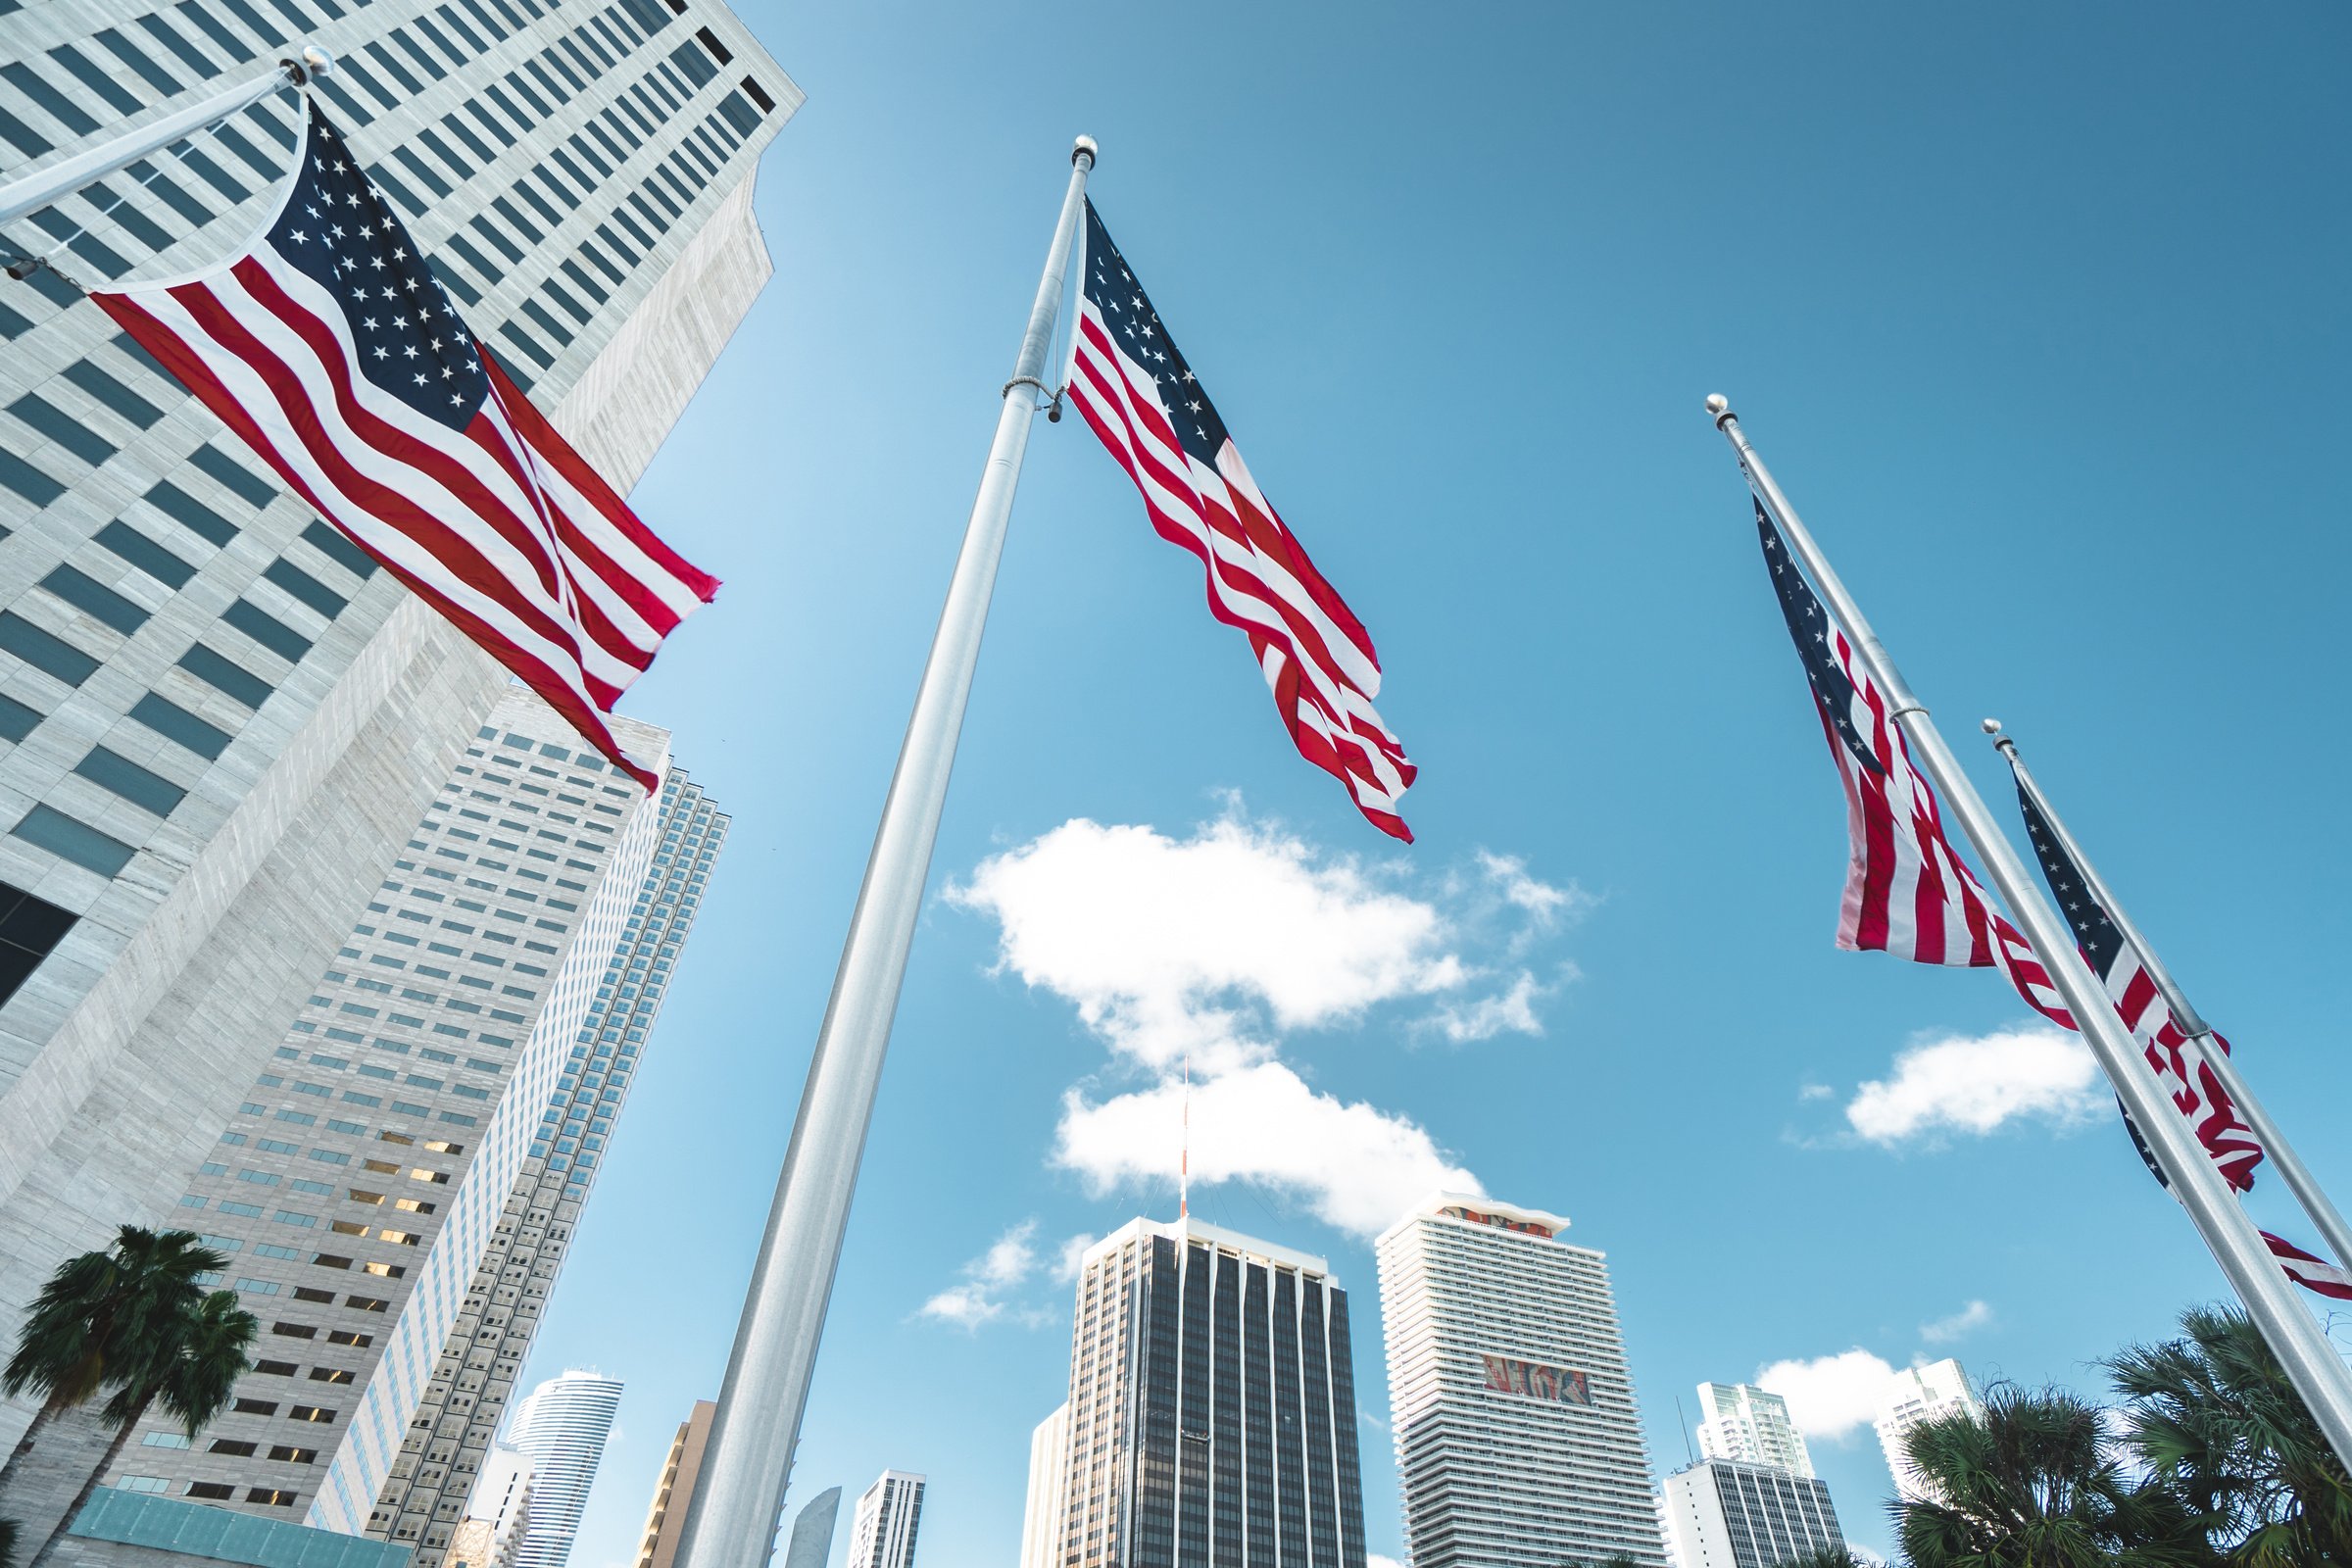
[
  {"xmin": 448, "ymin": 1446, "xmax": 533, "ymax": 1568},
  {"xmin": 1375, "ymin": 1193, "xmax": 1666, "ymax": 1568},
  {"xmin": 370, "ymin": 768, "xmax": 725, "ymax": 1560},
  {"xmin": 631, "ymin": 1399, "xmax": 715, "ymax": 1568},
  {"xmin": 847, "ymin": 1470, "xmax": 925, "ymax": 1568},
  {"xmin": 1049, "ymin": 1215, "xmax": 1369, "ymax": 1568},
  {"xmin": 1693, "ymin": 1383, "xmax": 1813, "ymax": 1480},
  {"xmin": 94, "ymin": 688, "xmax": 705, "ymax": 1529},
  {"xmin": 504, "ymin": 1369, "xmax": 623, "ymax": 1568},
  {"xmin": 1658, "ymin": 1458, "xmax": 1846, "ymax": 1568},
  {"xmin": 1017, "ymin": 1403, "xmax": 1068, "ymax": 1568},
  {"xmin": 1876, "ymin": 1359, "xmax": 1983, "ymax": 1502},
  {"xmin": 0, "ymin": 0, "xmax": 794, "ymax": 1479}
]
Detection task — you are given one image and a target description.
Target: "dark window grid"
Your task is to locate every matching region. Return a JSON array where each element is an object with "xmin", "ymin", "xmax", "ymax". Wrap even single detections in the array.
[
  {"xmin": 408, "ymin": 15, "xmax": 468, "ymax": 72},
  {"xmin": 460, "ymin": 100, "xmax": 516, "ymax": 152},
  {"xmin": 478, "ymin": 0, "xmax": 529, "ymax": 31},
  {"xmin": 499, "ymin": 321, "xmax": 554, "ymax": 370},
  {"xmin": 41, "ymin": 565, "xmax": 150, "ymax": 636},
  {"xmin": 715, "ymin": 94, "xmax": 755, "ymax": 142},
  {"xmin": 13, "ymin": 802, "xmax": 136, "ymax": 877},
  {"xmin": 440, "ymin": 116, "xmax": 495, "ymax": 168},
  {"xmin": 386, "ymin": 30, "xmax": 448, "ymax": 85},
  {"xmin": 0, "ymin": 105, "xmax": 57, "ymax": 162},
  {"xmin": 96, "ymin": 522, "xmax": 197, "ymax": 588},
  {"xmin": 390, "ymin": 148, "xmax": 453, "ymax": 201},
  {"xmin": 489, "ymin": 195, "xmax": 543, "ymax": 244},
  {"xmin": 137, "ymin": 13, "xmax": 222, "ymax": 81},
  {"xmin": 42, "ymin": 47, "xmax": 142, "ymax": 120},
  {"xmin": 177, "ymin": 2, "xmax": 257, "ymax": 66},
  {"xmin": 218, "ymin": 599, "xmax": 312, "ymax": 667},
  {"xmin": 0, "ymin": 692, "xmax": 41, "ymax": 744},
  {"xmin": 78, "ymin": 176, "xmax": 178, "ymax": 256},
  {"xmin": 75, "ymin": 744, "xmax": 188, "ymax": 816},
  {"xmin": 434, "ymin": 3, "xmax": 491, "ymax": 53},
  {"xmin": 556, "ymin": 259, "xmax": 608, "ymax": 306},
  {"xmin": 141, "ymin": 480, "xmax": 240, "ymax": 548},
  {"xmin": 539, "ymin": 278, "xmax": 591, "ymax": 327},
  {"xmin": 572, "ymin": 23, "xmax": 614, "ymax": 70},
  {"xmin": 95, "ymin": 27, "xmax": 183, "ymax": 97},
  {"xmin": 514, "ymin": 178, "xmax": 564, "ymax": 228},
  {"xmin": 8, "ymin": 394, "xmax": 118, "ymax": 468},
  {"xmin": 323, "ymin": 57, "xmax": 392, "ymax": 114},
  {"xmin": 176, "ymin": 642, "xmax": 273, "ymax": 708},
  {"xmin": 7, "ymin": 58, "xmax": 104, "ymax": 133},
  {"xmin": 25, "ymin": 206, "xmax": 130, "ymax": 280},
  {"xmin": 213, "ymin": 118, "xmax": 284, "ymax": 181},
  {"xmin": 522, "ymin": 59, "xmax": 568, "ymax": 108},
  {"xmin": 654, "ymin": 160, "xmax": 696, "ymax": 210},
  {"xmin": 564, "ymin": 130, "xmax": 613, "ymax": 180},
  {"xmin": 467, "ymin": 216, "xmax": 525, "ymax": 267},
  {"xmin": 124, "ymin": 158, "xmax": 213, "ymax": 227},
  {"xmin": 367, "ymin": 164, "xmax": 427, "ymax": 220},
  {"xmin": 616, "ymin": 86, "xmax": 657, "ymax": 138},
  {"xmin": 542, "ymin": 48, "xmax": 586, "ymax": 94},
  {"xmin": 501, "ymin": 70, "xmax": 553, "ymax": 121},
  {"xmin": 481, "ymin": 81, "xmax": 535, "ymax": 136},
  {"xmin": 596, "ymin": 103, "xmax": 641, "ymax": 155},
  {"xmin": 216, "ymin": 0, "xmax": 290, "ymax": 48},
  {"xmin": 547, "ymin": 145, "xmax": 598, "ymax": 198},
  {"xmin": 576, "ymin": 236, "xmax": 627, "ymax": 286},
  {"xmin": 361, "ymin": 42, "xmax": 425, "ymax": 97},
  {"xmin": 172, "ymin": 139, "xmax": 251, "ymax": 203},
  {"xmin": 639, "ymin": 69, "xmax": 679, "ymax": 115},
  {"xmin": 635, "ymin": 181, "xmax": 678, "ymax": 226},
  {"xmin": 606, "ymin": 203, "xmax": 654, "ymax": 253},
  {"xmin": 416, "ymin": 127, "xmax": 475, "ymax": 181}
]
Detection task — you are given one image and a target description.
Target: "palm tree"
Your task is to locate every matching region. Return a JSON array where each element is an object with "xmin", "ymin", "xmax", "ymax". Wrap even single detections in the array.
[
  {"xmin": 1772, "ymin": 1549, "xmax": 1875, "ymax": 1568},
  {"xmin": 0, "ymin": 1228, "xmax": 227, "ymax": 1498},
  {"xmin": 2109, "ymin": 1304, "xmax": 2352, "ymax": 1566},
  {"xmin": 24, "ymin": 1289, "xmax": 255, "ymax": 1567},
  {"xmin": 1894, "ymin": 1381, "xmax": 2216, "ymax": 1567}
]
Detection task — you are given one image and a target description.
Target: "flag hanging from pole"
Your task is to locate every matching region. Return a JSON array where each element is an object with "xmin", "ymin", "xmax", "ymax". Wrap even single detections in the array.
[
  {"xmin": 89, "ymin": 104, "xmax": 717, "ymax": 789},
  {"xmin": 2008, "ymin": 773, "xmax": 2263, "ymax": 1190},
  {"xmin": 1754, "ymin": 499, "xmax": 2352, "ymax": 1298},
  {"xmin": 1063, "ymin": 199, "xmax": 1416, "ymax": 841}
]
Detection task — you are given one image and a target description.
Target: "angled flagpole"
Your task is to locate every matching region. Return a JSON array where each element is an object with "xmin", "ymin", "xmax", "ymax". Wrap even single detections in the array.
[
  {"xmin": 1707, "ymin": 394, "xmax": 2352, "ymax": 1466},
  {"xmin": 0, "ymin": 49, "xmax": 330, "ymax": 229},
  {"xmin": 1988, "ymin": 724, "xmax": 2352, "ymax": 1273},
  {"xmin": 669, "ymin": 136, "xmax": 1097, "ymax": 1568}
]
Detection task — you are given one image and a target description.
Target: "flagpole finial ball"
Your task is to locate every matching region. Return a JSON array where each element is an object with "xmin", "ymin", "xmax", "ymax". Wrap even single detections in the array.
[
  {"xmin": 1072, "ymin": 135, "xmax": 1099, "ymax": 168},
  {"xmin": 1980, "ymin": 717, "xmax": 2002, "ymax": 735},
  {"xmin": 1704, "ymin": 394, "xmax": 1730, "ymax": 416}
]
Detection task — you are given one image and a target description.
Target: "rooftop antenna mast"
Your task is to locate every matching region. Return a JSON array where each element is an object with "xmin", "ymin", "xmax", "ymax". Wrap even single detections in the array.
[{"xmin": 1179, "ymin": 1045, "xmax": 1190, "ymax": 1219}]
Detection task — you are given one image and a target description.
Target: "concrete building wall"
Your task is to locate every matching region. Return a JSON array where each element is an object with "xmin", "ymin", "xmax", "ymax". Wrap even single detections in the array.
[{"xmin": 630, "ymin": 1400, "xmax": 714, "ymax": 1568}]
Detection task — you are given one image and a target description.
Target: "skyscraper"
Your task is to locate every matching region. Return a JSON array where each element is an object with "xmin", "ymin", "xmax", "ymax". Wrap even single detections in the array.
[
  {"xmin": 0, "ymin": 0, "xmax": 795, "ymax": 1468},
  {"xmin": 781, "ymin": 1487, "xmax": 842, "ymax": 1568},
  {"xmin": 98, "ymin": 689, "xmax": 709, "ymax": 1529},
  {"xmin": 1017, "ymin": 1404, "xmax": 1068, "ymax": 1568},
  {"xmin": 1693, "ymin": 1383, "xmax": 1814, "ymax": 1479},
  {"xmin": 448, "ymin": 1446, "xmax": 533, "ymax": 1568},
  {"xmin": 1658, "ymin": 1458, "xmax": 1846, "ymax": 1568},
  {"xmin": 846, "ymin": 1470, "xmax": 925, "ymax": 1568},
  {"xmin": 370, "ymin": 770, "xmax": 726, "ymax": 1560},
  {"xmin": 631, "ymin": 1399, "xmax": 715, "ymax": 1568},
  {"xmin": 1876, "ymin": 1359, "xmax": 1983, "ymax": 1502},
  {"xmin": 1375, "ymin": 1193, "xmax": 1666, "ymax": 1568},
  {"xmin": 504, "ymin": 1369, "xmax": 623, "ymax": 1568},
  {"xmin": 1052, "ymin": 1215, "xmax": 1368, "ymax": 1568}
]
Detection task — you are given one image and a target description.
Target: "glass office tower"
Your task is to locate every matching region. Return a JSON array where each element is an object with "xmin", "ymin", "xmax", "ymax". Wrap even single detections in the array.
[{"xmin": 1052, "ymin": 1216, "xmax": 1367, "ymax": 1568}]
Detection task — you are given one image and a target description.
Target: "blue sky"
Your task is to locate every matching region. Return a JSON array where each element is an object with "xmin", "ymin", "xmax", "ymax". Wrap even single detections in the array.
[{"xmin": 511, "ymin": 6, "xmax": 2352, "ymax": 1564}]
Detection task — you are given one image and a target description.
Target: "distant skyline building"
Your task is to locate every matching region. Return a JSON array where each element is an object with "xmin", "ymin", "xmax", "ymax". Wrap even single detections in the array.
[
  {"xmin": 1050, "ymin": 1214, "xmax": 1369, "ymax": 1568},
  {"xmin": 1693, "ymin": 1383, "xmax": 1814, "ymax": 1479},
  {"xmin": 781, "ymin": 1487, "xmax": 842, "ymax": 1568},
  {"xmin": 632, "ymin": 1399, "xmax": 715, "ymax": 1568},
  {"xmin": 447, "ymin": 1446, "xmax": 533, "ymax": 1568},
  {"xmin": 1659, "ymin": 1458, "xmax": 1846, "ymax": 1568},
  {"xmin": 504, "ymin": 1370, "xmax": 623, "ymax": 1568},
  {"xmin": 0, "ymin": 0, "xmax": 797, "ymax": 1498},
  {"xmin": 1017, "ymin": 1403, "xmax": 1068, "ymax": 1568},
  {"xmin": 104, "ymin": 690, "xmax": 674, "ymax": 1522},
  {"xmin": 846, "ymin": 1470, "xmax": 925, "ymax": 1568},
  {"xmin": 1876, "ymin": 1359, "xmax": 1984, "ymax": 1502},
  {"xmin": 1375, "ymin": 1193, "xmax": 1667, "ymax": 1568}
]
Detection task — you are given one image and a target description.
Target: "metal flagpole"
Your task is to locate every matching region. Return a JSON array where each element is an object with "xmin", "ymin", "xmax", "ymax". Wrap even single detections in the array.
[
  {"xmin": 1988, "ymin": 724, "xmax": 2352, "ymax": 1273},
  {"xmin": 668, "ymin": 136, "xmax": 1098, "ymax": 1568},
  {"xmin": 1706, "ymin": 394, "xmax": 2352, "ymax": 1466},
  {"xmin": 0, "ymin": 48, "xmax": 331, "ymax": 228}
]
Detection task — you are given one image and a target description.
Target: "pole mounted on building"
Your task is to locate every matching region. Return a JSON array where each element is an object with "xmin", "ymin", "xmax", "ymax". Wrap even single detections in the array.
[
  {"xmin": 668, "ymin": 136, "xmax": 1098, "ymax": 1568},
  {"xmin": 1706, "ymin": 393, "xmax": 2352, "ymax": 1469},
  {"xmin": 0, "ymin": 47, "xmax": 331, "ymax": 229}
]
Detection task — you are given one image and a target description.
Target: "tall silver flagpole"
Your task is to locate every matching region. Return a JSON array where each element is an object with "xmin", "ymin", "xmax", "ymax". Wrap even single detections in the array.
[
  {"xmin": 1988, "ymin": 725, "xmax": 2352, "ymax": 1273},
  {"xmin": 0, "ymin": 49, "xmax": 330, "ymax": 228},
  {"xmin": 668, "ymin": 137, "xmax": 1097, "ymax": 1568},
  {"xmin": 1706, "ymin": 394, "xmax": 2352, "ymax": 1465}
]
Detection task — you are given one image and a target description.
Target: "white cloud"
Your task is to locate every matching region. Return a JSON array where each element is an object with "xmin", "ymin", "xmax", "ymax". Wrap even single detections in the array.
[
  {"xmin": 1368, "ymin": 1557, "xmax": 1405, "ymax": 1568},
  {"xmin": 1797, "ymin": 1082, "xmax": 1836, "ymax": 1102},
  {"xmin": 1845, "ymin": 1025, "xmax": 2103, "ymax": 1146},
  {"xmin": 918, "ymin": 1220, "xmax": 1043, "ymax": 1331},
  {"xmin": 1054, "ymin": 1061, "xmax": 1479, "ymax": 1239},
  {"xmin": 1757, "ymin": 1348, "xmax": 1899, "ymax": 1441},
  {"xmin": 1430, "ymin": 969, "xmax": 1550, "ymax": 1043},
  {"xmin": 1920, "ymin": 1299, "xmax": 1993, "ymax": 1345},
  {"xmin": 1054, "ymin": 1233, "xmax": 1097, "ymax": 1282},
  {"xmin": 1475, "ymin": 850, "xmax": 1584, "ymax": 924},
  {"xmin": 949, "ymin": 816, "xmax": 1469, "ymax": 1074}
]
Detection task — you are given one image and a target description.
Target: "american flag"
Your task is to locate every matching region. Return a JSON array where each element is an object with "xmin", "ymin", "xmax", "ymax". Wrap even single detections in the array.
[
  {"xmin": 2010, "ymin": 774, "xmax": 2263, "ymax": 1191},
  {"xmin": 91, "ymin": 106, "xmax": 716, "ymax": 789},
  {"xmin": 1755, "ymin": 501, "xmax": 2065, "ymax": 1013},
  {"xmin": 1063, "ymin": 199, "xmax": 1415, "ymax": 841},
  {"xmin": 1760, "ymin": 501, "xmax": 2352, "ymax": 1298}
]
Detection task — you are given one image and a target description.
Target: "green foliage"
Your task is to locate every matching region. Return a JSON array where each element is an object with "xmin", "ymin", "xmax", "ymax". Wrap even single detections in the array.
[
  {"xmin": 0, "ymin": 1517, "xmax": 19, "ymax": 1568},
  {"xmin": 0, "ymin": 1227, "xmax": 227, "ymax": 1417},
  {"xmin": 1771, "ymin": 1549, "xmax": 1875, "ymax": 1568},
  {"xmin": 2108, "ymin": 1305, "xmax": 2352, "ymax": 1566},
  {"xmin": 1892, "ymin": 1382, "xmax": 2217, "ymax": 1568}
]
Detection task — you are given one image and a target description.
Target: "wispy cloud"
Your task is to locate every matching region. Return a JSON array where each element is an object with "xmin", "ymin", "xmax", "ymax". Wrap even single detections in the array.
[
  {"xmin": 1845, "ymin": 1025, "xmax": 2103, "ymax": 1146},
  {"xmin": 918, "ymin": 1220, "xmax": 1050, "ymax": 1331},
  {"xmin": 1920, "ymin": 1299, "xmax": 1993, "ymax": 1345}
]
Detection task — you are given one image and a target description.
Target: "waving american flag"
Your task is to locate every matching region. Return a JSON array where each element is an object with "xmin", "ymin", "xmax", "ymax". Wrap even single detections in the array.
[
  {"xmin": 92, "ymin": 105, "xmax": 716, "ymax": 789},
  {"xmin": 1063, "ymin": 199, "xmax": 1415, "ymax": 841}
]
